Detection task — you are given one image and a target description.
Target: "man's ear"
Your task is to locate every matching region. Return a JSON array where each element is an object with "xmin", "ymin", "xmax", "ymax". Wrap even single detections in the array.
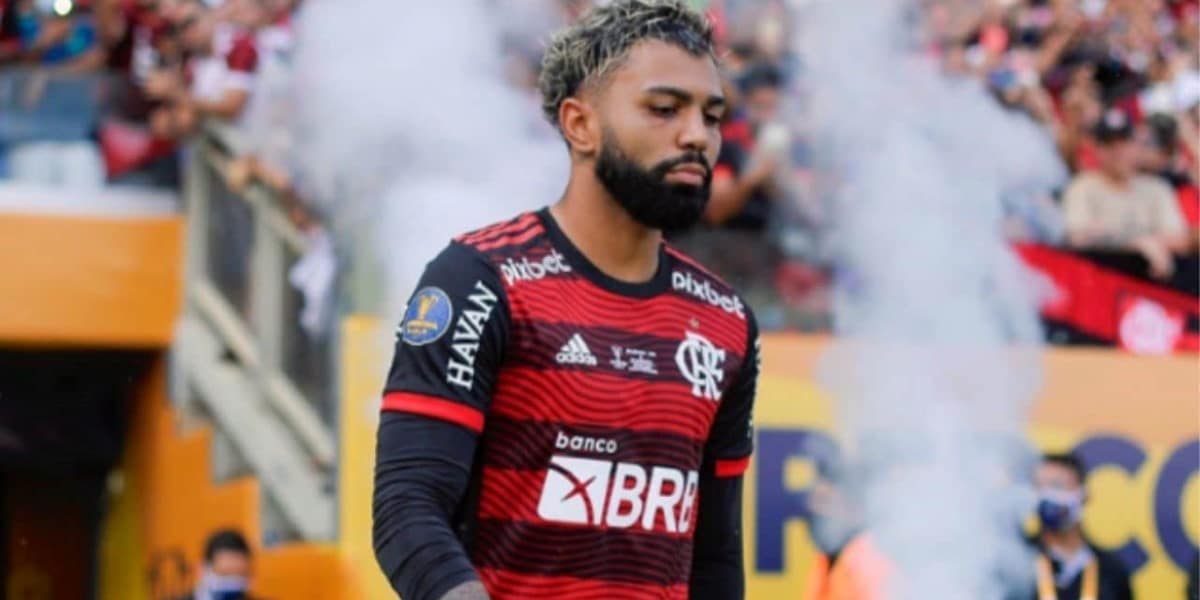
[{"xmin": 560, "ymin": 97, "xmax": 599, "ymax": 157}]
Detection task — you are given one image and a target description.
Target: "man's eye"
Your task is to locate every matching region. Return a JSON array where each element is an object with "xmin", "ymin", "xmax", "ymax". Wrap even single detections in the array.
[
  {"xmin": 651, "ymin": 105, "xmax": 678, "ymax": 117},
  {"xmin": 704, "ymin": 113, "xmax": 722, "ymax": 126}
]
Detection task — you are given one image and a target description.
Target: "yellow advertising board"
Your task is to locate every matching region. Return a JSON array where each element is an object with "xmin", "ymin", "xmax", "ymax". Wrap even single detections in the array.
[
  {"xmin": 333, "ymin": 322, "xmax": 1199, "ymax": 599},
  {"xmin": 744, "ymin": 337, "xmax": 1199, "ymax": 599}
]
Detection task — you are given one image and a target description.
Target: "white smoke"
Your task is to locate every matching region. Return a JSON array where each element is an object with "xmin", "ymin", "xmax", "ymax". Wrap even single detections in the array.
[
  {"xmin": 289, "ymin": 0, "xmax": 566, "ymax": 315},
  {"xmin": 793, "ymin": 0, "xmax": 1066, "ymax": 597}
]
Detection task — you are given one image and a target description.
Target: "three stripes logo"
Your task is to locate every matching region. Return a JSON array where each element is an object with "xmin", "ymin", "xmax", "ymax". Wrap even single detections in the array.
[{"xmin": 555, "ymin": 333, "xmax": 598, "ymax": 366}]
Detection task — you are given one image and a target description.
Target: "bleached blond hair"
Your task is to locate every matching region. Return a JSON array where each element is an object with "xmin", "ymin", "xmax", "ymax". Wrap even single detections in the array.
[{"xmin": 538, "ymin": 0, "xmax": 716, "ymax": 132}]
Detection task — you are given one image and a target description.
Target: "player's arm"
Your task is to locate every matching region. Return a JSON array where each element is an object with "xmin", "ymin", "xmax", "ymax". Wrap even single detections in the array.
[
  {"xmin": 689, "ymin": 314, "xmax": 760, "ymax": 600},
  {"xmin": 372, "ymin": 241, "xmax": 509, "ymax": 600}
]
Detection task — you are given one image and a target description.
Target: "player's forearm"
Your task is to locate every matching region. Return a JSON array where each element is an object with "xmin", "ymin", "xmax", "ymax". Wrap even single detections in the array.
[
  {"xmin": 373, "ymin": 412, "xmax": 482, "ymax": 600},
  {"xmin": 688, "ymin": 472, "xmax": 745, "ymax": 600}
]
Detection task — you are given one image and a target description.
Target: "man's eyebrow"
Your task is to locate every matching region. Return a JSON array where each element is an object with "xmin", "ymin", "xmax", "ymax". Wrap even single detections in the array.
[
  {"xmin": 705, "ymin": 96, "xmax": 728, "ymax": 112},
  {"xmin": 645, "ymin": 86, "xmax": 727, "ymax": 110}
]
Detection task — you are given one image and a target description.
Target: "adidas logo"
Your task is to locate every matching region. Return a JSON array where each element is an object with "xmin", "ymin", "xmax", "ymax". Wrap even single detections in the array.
[{"xmin": 555, "ymin": 333, "xmax": 598, "ymax": 366}]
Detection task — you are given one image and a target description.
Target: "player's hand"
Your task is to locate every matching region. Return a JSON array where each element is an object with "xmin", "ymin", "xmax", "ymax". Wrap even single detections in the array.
[{"xmin": 439, "ymin": 581, "xmax": 490, "ymax": 600}]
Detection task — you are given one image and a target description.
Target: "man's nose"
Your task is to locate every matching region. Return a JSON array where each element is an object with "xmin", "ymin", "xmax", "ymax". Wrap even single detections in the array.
[{"xmin": 678, "ymin": 107, "xmax": 710, "ymax": 154}]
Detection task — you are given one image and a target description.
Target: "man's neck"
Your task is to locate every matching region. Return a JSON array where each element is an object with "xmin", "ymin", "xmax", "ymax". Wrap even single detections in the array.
[
  {"xmin": 1042, "ymin": 527, "xmax": 1086, "ymax": 556},
  {"xmin": 1100, "ymin": 169, "xmax": 1132, "ymax": 189},
  {"xmin": 550, "ymin": 165, "xmax": 662, "ymax": 283}
]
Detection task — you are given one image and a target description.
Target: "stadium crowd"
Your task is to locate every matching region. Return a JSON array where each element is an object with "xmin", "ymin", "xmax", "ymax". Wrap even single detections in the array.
[
  {"xmin": 0, "ymin": 1, "xmax": 1193, "ymax": 598},
  {"xmin": 0, "ymin": 0, "xmax": 1196, "ymax": 332}
]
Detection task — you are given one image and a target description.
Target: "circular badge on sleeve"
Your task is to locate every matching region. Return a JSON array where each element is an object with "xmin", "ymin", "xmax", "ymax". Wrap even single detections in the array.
[{"xmin": 399, "ymin": 287, "xmax": 453, "ymax": 345}]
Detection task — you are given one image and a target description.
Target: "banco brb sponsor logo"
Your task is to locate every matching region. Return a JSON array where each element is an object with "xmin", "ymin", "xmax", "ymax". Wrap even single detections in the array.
[{"xmin": 537, "ymin": 453, "xmax": 699, "ymax": 533}]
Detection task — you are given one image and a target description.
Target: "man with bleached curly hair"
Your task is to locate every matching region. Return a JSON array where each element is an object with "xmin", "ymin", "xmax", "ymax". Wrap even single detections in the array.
[{"xmin": 373, "ymin": 2, "xmax": 758, "ymax": 599}]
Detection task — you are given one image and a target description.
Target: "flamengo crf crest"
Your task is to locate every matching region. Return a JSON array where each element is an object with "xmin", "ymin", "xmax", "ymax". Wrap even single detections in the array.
[{"xmin": 675, "ymin": 331, "xmax": 725, "ymax": 400}]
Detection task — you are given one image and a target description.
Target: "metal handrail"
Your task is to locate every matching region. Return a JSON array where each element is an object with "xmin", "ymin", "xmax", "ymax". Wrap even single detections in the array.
[
  {"xmin": 195, "ymin": 137, "xmax": 311, "ymax": 255},
  {"xmin": 175, "ymin": 121, "xmax": 336, "ymax": 540}
]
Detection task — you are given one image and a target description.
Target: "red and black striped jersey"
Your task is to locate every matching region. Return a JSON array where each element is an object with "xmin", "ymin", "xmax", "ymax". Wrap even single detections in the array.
[{"xmin": 382, "ymin": 208, "xmax": 759, "ymax": 599}]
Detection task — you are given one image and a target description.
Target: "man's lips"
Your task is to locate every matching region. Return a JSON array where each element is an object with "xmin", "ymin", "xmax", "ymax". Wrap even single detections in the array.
[{"xmin": 666, "ymin": 163, "xmax": 709, "ymax": 185}]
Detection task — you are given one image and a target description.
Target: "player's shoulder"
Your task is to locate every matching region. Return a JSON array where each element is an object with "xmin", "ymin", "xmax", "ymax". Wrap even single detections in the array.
[
  {"xmin": 663, "ymin": 241, "xmax": 756, "ymax": 327},
  {"xmin": 423, "ymin": 211, "xmax": 555, "ymax": 283},
  {"xmin": 453, "ymin": 211, "xmax": 546, "ymax": 254}
]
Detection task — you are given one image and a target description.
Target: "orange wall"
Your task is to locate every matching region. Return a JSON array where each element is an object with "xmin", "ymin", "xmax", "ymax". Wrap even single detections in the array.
[
  {"xmin": 99, "ymin": 359, "xmax": 348, "ymax": 600},
  {"xmin": 0, "ymin": 212, "xmax": 183, "ymax": 348}
]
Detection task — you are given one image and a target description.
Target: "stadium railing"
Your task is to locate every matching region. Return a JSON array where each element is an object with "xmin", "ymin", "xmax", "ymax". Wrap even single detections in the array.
[{"xmin": 174, "ymin": 120, "xmax": 335, "ymax": 542}]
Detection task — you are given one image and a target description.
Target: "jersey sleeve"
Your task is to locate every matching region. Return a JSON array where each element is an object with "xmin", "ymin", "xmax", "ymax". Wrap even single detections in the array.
[
  {"xmin": 381, "ymin": 241, "xmax": 510, "ymax": 434},
  {"xmin": 704, "ymin": 311, "xmax": 760, "ymax": 478}
]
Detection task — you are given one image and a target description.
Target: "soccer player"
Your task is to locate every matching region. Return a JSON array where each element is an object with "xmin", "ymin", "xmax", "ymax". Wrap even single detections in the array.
[{"xmin": 372, "ymin": 2, "xmax": 759, "ymax": 599}]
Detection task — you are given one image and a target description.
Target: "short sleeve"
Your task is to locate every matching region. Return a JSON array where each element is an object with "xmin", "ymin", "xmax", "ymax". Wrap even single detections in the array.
[
  {"xmin": 224, "ymin": 34, "xmax": 258, "ymax": 91},
  {"xmin": 381, "ymin": 241, "xmax": 510, "ymax": 434},
  {"xmin": 704, "ymin": 311, "xmax": 760, "ymax": 478}
]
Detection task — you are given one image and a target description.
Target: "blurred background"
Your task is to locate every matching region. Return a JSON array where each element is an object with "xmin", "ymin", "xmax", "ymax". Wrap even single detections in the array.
[{"xmin": 0, "ymin": 0, "xmax": 1194, "ymax": 598}]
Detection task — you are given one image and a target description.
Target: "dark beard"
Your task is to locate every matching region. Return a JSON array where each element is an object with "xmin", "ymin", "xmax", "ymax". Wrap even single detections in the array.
[{"xmin": 594, "ymin": 135, "xmax": 712, "ymax": 231}]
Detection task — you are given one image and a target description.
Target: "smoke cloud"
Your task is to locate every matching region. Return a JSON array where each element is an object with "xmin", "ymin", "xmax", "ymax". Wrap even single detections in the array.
[
  {"xmin": 793, "ymin": 0, "xmax": 1066, "ymax": 597},
  {"xmin": 289, "ymin": 0, "xmax": 565, "ymax": 316}
]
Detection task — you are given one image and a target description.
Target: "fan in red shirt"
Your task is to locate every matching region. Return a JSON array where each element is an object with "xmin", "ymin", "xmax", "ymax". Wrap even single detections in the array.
[{"xmin": 372, "ymin": 2, "xmax": 759, "ymax": 600}]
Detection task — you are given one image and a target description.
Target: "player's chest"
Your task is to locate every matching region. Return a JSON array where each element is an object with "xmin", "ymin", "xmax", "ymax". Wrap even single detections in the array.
[{"xmin": 496, "ymin": 292, "xmax": 744, "ymax": 426}]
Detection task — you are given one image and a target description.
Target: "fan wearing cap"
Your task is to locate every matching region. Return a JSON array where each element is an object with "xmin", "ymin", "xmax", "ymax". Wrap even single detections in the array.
[{"xmin": 1061, "ymin": 108, "xmax": 1190, "ymax": 279}]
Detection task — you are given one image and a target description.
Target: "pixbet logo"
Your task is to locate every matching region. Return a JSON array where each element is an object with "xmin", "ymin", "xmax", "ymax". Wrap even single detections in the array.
[
  {"xmin": 500, "ymin": 250, "xmax": 571, "ymax": 285},
  {"xmin": 537, "ymin": 456, "xmax": 699, "ymax": 534},
  {"xmin": 671, "ymin": 271, "xmax": 745, "ymax": 319}
]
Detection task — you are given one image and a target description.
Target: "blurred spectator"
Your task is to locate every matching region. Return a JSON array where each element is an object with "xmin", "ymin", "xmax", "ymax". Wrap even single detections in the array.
[
  {"xmin": 0, "ymin": 0, "xmax": 1193, "ymax": 337},
  {"xmin": 706, "ymin": 63, "xmax": 785, "ymax": 229},
  {"xmin": 1062, "ymin": 108, "xmax": 1190, "ymax": 278},
  {"xmin": 1027, "ymin": 452, "xmax": 1133, "ymax": 600},
  {"xmin": 172, "ymin": 528, "xmax": 259, "ymax": 600},
  {"xmin": 226, "ymin": 0, "xmax": 297, "ymax": 189},
  {"xmin": 1054, "ymin": 64, "xmax": 1105, "ymax": 171},
  {"xmin": 0, "ymin": 0, "xmax": 103, "ymax": 71},
  {"xmin": 1143, "ymin": 111, "xmax": 1200, "ymax": 227},
  {"xmin": 144, "ymin": 0, "xmax": 260, "ymax": 140}
]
